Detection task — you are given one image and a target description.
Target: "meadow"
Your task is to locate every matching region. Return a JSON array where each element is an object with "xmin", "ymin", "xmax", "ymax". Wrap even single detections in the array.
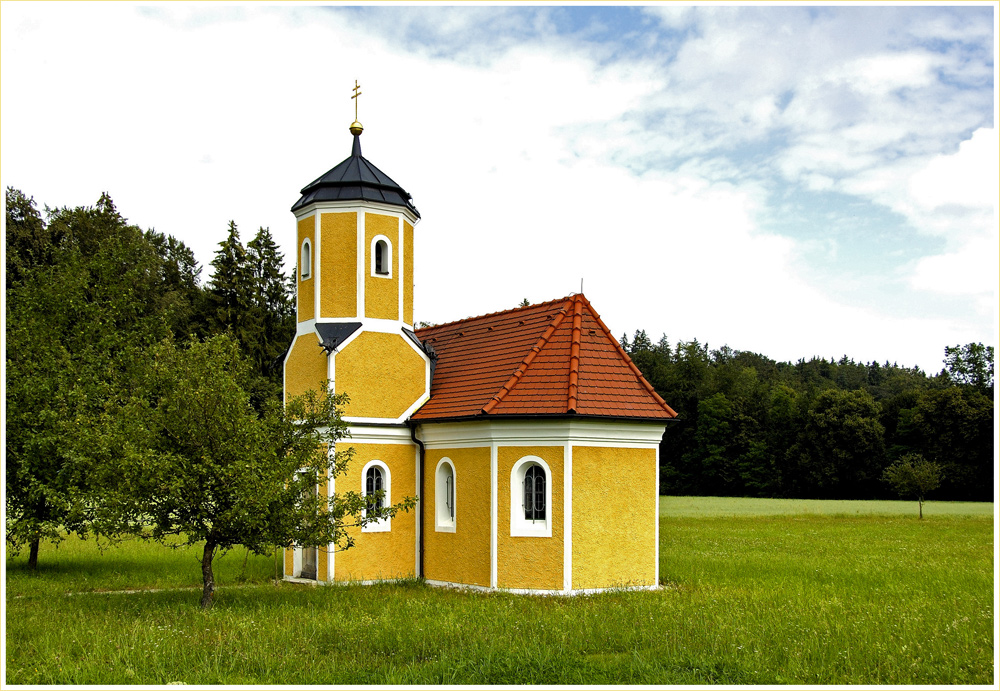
[{"xmin": 5, "ymin": 497, "xmax": 995, "ymax": 685}]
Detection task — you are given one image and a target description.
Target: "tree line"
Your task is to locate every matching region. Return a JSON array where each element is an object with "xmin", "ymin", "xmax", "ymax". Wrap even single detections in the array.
[
  {"xmin": 620, "ymin": 331, "xmax": 994, "ymax": 501},
  {"xmin": 5, "ymin": 189, "xmax": 414, "ymax": 606}
]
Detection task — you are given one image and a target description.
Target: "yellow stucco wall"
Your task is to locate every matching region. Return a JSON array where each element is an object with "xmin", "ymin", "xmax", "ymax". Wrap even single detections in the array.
[
  {"xmin": 320, "ymin": 212, "xmax": 357, "ymax": 318},
  {"xmin": 403, "ymin": 221, "xmax": 414, "ymax": 325},
  {"xmin": 496, "ymin": 446, "xmax": 564, "ymax": 590},
  {"xmin": 422, "ymin": 447, "xmax": 491, "ymax": 587},
  {"xmin": 284, "ymin": 547, "xmax": 294, "ymax": 577},
  {"xmin": 334, "ymin": 331, "xmax": 425, "ymax": 419},
  {"xmin": 297, "ymin": 216, "xmax": 315, "ymax": 323},
  {"xmin": 364, "ymin": 213, "xmax": 399, "ymax": 320},
  {"xmin": 284, "ymin": 334, "xmax": 328, "ymax": 400},
  {"xmin": 334, "ymin": 442, "xmax": 417, "ymax": 581},
  {"xmin": 572, "ymin": 446, "xmax": 657, "ymax": 589}
]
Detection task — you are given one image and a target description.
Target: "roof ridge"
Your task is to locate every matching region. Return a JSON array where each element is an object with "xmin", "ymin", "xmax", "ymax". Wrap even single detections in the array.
[
  {"xmin": 567, "ymin": 294, "xmax": 583, "ymax": 413},
  {"xmin": 578, "ymin": 295, "xmax": 678, "ymax": 418},
  {"xmin": 481, "ymin": 298, "xmax": 574, "ymax": 415},
  {"xmin": 415, "ymin": 294, "xmax": 577, "ymax": 334}
]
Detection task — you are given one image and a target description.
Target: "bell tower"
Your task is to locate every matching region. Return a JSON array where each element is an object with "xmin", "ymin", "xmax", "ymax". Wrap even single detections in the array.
[
  {"xmin": 283, "ymin": 85, "xmax": 428, "ymax": 583},
  {"xmin": 283, "ymin": 94, "xmax": 429, "ymax": 423}
]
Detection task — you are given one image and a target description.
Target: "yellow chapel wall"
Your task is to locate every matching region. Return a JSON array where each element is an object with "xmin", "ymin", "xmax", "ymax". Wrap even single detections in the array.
[
  {"xmin": 422, "ymin": 447, "xmax": 491, "ymax": 588},
  {"xmin": 297, "ymin": 216, "xmax": 315, "ymax": 322},
  {"xmin": 403, "ymin": 221, "xmax": 414, "ymax": 325},
  {"xmin": 334, "ymin": 331, "xmax": 425, "ymax": 419},
  {"xmin": 333, "ymin": 442, "xmax": 417, "ymax": 581},
  {"xmin": 320, "ymin": 212, "xmax": 357, "ymax": 318},
  {"xmin": 571, "ymin": 446, "xmax": 657, "ymax": 589},
  {"xmin": 364, "ymin": 213, "xmax": 399, "ymax": 320},
  {"xmin": 284, "ymin": 334, "xmax": 328, "ymax": 400},
  {"xmin": 496, "ymin": 445, "xmax": 564, "ymax": 590}
]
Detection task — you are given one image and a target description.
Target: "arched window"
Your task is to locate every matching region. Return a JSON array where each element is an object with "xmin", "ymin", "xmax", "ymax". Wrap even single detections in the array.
[
  {"xmin": 300, "ymin": 238, "xmax": 312, "ymax": 280},
  {"xmin": 523, "ymin": 465, "xmax": 545, "ymax": 522},
  {"xmin": 435, "ymin": 458, "xmax": 456, "ymax": 532},
  {"xmin": 371, "ymin": 236, "xmax": 391, "ymax": 277},
  {"xmin": 366, "ymin": 466, "xmax": 384, "ymax": 510},
  {"xmin": 510, "ymin": 456, "xmax": 552, "ymax": 537},
  {"xmin": 362, "ymin": 460, "xmax": 391, "ymax": 532}
]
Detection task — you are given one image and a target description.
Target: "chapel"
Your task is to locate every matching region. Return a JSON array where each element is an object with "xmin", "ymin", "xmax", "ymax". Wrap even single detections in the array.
[{"xmin": 282, "ymin": 110, "xmax": 677, "ymax": 594}]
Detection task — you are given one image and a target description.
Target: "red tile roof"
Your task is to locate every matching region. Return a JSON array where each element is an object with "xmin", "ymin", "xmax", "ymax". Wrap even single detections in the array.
[{"xmin": 411, "ymin": 294, "xmax": 677, "ymax": 422}]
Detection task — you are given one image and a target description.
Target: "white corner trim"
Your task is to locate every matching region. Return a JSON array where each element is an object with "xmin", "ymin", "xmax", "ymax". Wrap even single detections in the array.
[
  {"xmin": 563, "ymin": 443, "xmax": 572, "ymax": 592},
  {"xmin": 490, "ymin": 442, "xmax": 498, "ymax": 589}
]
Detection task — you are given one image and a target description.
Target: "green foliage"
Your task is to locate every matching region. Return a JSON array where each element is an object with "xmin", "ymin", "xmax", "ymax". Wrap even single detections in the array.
[
  {"xmin": 90, "ymin": 334, "xmax": 415, "ymax": 607},
  {"xmin": 943, "ymin": 342, "xmax": 994, "ymax": 396},
  {"xmin": 5, "ymin": 191, "xmax": 196, "ymax": 566},
  {"xmin": 882, "ymin": 454, "xmax": 942, "ymax": 518},
  {"xmin": 206, "ymin": 221, "xmax": 296, "ymax": 408},
  {"xmin": 620, "ymin": 334, "xmax": 993, "ymax": 501}
]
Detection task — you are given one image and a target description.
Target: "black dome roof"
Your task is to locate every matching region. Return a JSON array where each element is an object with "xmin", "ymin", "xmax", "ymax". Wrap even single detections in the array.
[{"xmin": 291, "ymin": 134, "xmax": 420, "ymax": 218}]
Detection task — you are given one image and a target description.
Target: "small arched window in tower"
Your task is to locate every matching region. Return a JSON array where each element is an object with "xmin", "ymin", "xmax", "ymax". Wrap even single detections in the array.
[
  {"xmin": 523, "ymin": 464, "xmax": 546, "ymax": 522},
  {"xmin": 374, "ymin": 239, "xmax": 389, "ymax": 275},
  {"xmin": 300, "ymin": 238, "xmax": 312, "ymax": 281}
]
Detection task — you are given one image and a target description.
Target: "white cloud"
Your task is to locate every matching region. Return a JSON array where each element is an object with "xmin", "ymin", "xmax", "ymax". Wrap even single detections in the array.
[
  {"xmin": 908, "ymin": 128, "xmax": 998, "ymax": 213},
  {"xmin": 2, "ymin": 4, "xmax": 994, "ymax": 373}
]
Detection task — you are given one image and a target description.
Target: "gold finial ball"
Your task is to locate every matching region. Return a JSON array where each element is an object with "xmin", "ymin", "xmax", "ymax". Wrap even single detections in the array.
[{"xmin": 349, "ymin": 120, "xmax": 364, "ymax": 135}]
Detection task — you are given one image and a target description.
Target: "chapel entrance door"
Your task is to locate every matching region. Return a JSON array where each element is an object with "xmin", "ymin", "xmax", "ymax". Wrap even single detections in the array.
[{"xmin": 301, "ymin": 547, "xmax": 318, "ymax": 580}]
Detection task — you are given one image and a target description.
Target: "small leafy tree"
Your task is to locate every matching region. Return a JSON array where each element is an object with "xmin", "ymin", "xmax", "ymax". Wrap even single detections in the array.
[
  {"xmin": 94, "ymin": 335, "xmax": 415, "ymax": 608},
  {"xmin": 882, "ymin": 453, "xmax": 942, "ymax": 519}
]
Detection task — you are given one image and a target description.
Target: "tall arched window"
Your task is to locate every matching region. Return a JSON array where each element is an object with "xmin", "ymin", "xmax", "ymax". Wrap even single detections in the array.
[
  {"xmin": 300, "ymin": 238, "xmax": 312, "ymax": 280},
  {"xmin": 435, "ymin": 458, "xmax": 456, "ymax": 532},
  {"xmin": 523, "ymin": 465, "xmax": 546, "ymax": 522},
  {"xmin": 510, "ymin": 456, "xmax": 552, "ymax": 537},
  {"xmin": 366, "ymin": 466, "xmax": 384, "ymax": 511},
  {"xmin": 362, "ymin": 460, "xmax": 391, "ymax": 533}
]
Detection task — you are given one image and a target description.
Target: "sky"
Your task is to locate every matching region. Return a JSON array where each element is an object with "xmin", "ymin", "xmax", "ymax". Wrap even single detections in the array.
[{"xmin": 2, "ymin": 3, "xmax": 996, "ymax": 375}]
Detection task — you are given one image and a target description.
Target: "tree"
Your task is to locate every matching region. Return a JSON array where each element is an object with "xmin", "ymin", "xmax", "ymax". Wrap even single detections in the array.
[
  {"xmin": 6, "ymin": 192, "xmax": 198, "ymax": 568},
  {"xmin": 205, "ymin": 222, "xmax": 295, "ymax": 408},
  {"xmin": 791, "ymin": 389, "xmax": 886, "ymax": 498},
  {"xmin": 882, "ymin": 453, "xmax": 942, "ymax": 518},
  {"xmin": 94, "ymin": 335, "xmax": 415, "ymax": 608},
  {"xmin": 943, "ymin": 343, "xmax": 994, "ymax": 396}
]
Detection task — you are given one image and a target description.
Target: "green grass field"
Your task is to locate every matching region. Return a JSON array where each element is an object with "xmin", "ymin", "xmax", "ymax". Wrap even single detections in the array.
[{"xmin": 5, "ymin": 497, "xmax": 995, "ymax": 684}]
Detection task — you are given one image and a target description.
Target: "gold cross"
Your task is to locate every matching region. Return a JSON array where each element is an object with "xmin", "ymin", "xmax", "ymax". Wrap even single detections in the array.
[{"xmin": 351, "ymin": 80, "xmax": 362, "ymax": 120}]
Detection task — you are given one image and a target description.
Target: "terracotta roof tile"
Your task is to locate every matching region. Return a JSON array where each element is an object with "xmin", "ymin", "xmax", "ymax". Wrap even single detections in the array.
[{"xmin": 411, "ymin": 294, "xmax": 676, "ymax": 422}]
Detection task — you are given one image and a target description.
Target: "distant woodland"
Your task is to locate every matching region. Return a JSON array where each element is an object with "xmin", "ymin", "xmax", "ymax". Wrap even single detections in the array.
[{"xmin": 7, "ymin": 189, "xmax": 995, "ymax": 527}]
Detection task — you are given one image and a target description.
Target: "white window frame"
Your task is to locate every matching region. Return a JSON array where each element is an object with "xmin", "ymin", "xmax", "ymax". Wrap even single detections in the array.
[
  {"xmin": 370, "ymin": 235, "xmax": 392, "ymax": 278},
  {"xmin": 300, "ymin": 237, "xmax": 312, "ymax": 280},
  {"xmin": 510, "ymin": 455, "xmax": 552, "ymax": 538},
  {"xmin": 434, "ymin": 457, "xmax": 457, "ymax": 533},
  {"xmin": 361, "ymin": 459, "xmax": 391, "ymax": 533}
]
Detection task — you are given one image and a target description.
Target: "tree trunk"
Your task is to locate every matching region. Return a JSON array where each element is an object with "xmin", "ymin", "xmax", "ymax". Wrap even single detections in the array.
[
  {"xmin": 918, "ymin": 497, "xmax": 924, "ymax": 520},
  {"xmin": 28, "ymin": 537, "xmax": 40, "ymax": 571},
  {"xmin": 200, "ymin": 541, "xmax": 217, "ymax": 609}
]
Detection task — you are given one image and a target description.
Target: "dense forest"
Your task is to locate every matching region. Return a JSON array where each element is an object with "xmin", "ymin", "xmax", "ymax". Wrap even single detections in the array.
[
  {"xmin": 6, "ymin": 187, "xmax": 995, "ymax": 561},
  {"xmin": 622, "ymin": 333, "xmax": 994, "ymax": 501}
]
